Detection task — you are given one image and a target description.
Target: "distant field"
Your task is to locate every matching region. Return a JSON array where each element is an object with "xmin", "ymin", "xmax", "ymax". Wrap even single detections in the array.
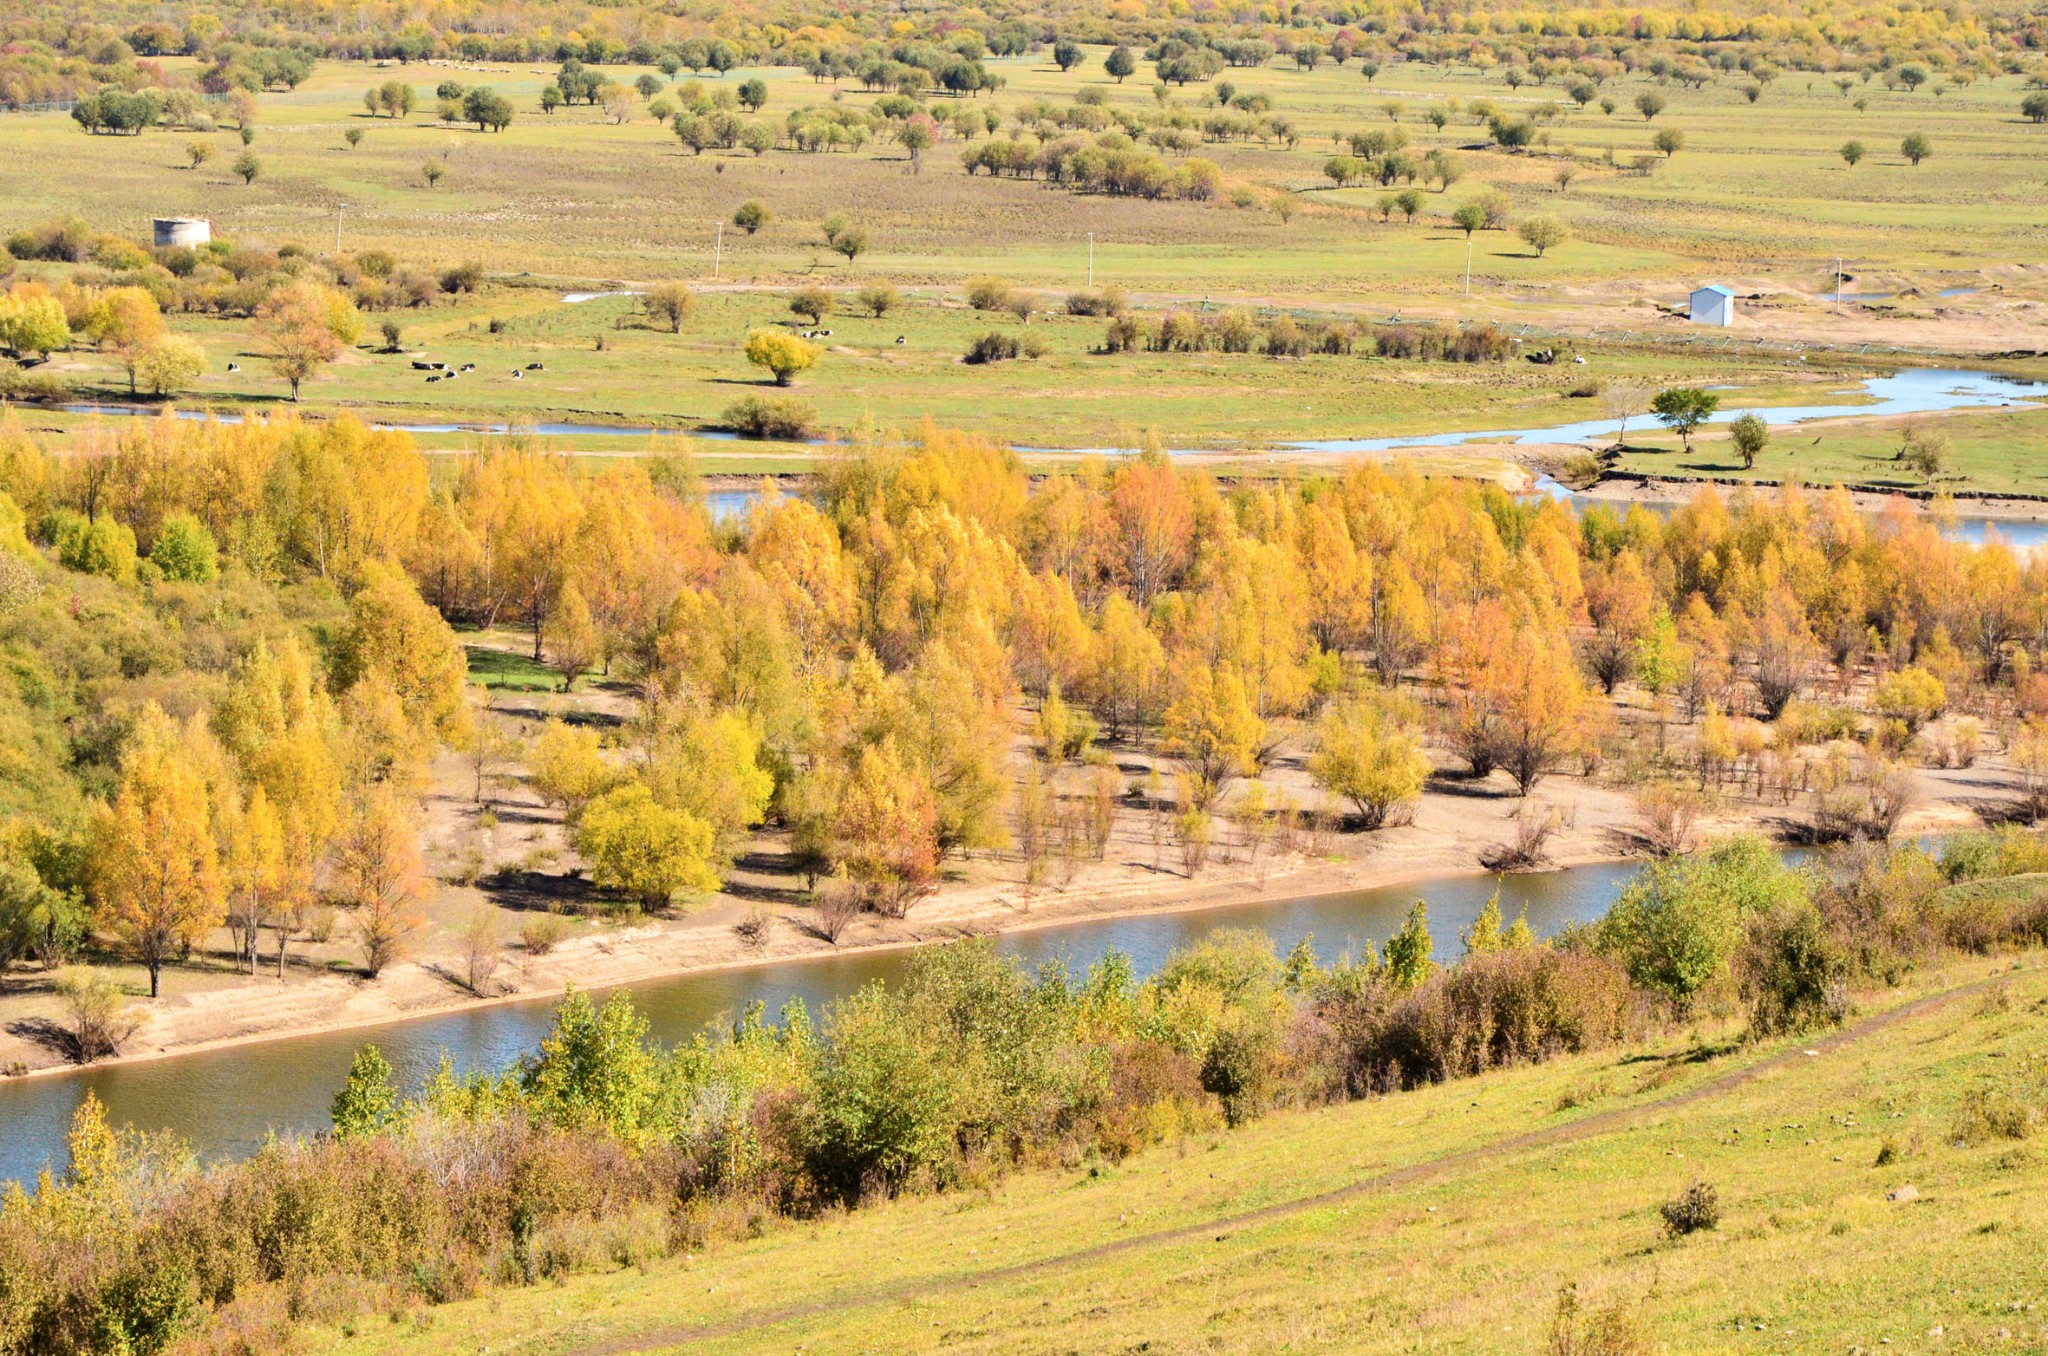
[
  {"xmin": 328, "ymin": 954, "xmax": 2048, "ymax": 1355},
  {"xmin": 4, "ymin": 54, "xmax": 2044, "ymax": 296},
  {"xmin": 9, "ymin": 52, "xmax": 2048, "ymax": 460}
]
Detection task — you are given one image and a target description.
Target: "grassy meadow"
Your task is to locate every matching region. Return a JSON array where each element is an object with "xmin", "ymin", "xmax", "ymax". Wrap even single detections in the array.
[
  {"xmin": 327, "ymin": 952, "xmax": 2048, "ymax": 1355},
  {"xmin": 6, "ymin": 49, "xmax": 2048, "ymax": 460}
]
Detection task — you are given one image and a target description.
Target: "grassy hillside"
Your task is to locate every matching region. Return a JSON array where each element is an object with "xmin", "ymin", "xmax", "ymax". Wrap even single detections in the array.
[{"xmin": 329, "ymin": 953, "xmax": 2048, "ymax": 1355}]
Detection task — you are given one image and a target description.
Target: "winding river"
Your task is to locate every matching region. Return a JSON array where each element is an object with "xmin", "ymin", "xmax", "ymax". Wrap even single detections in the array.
[
  {"xmin": 61, "ymin": 367, "xmax": 2046, "ymax": 451},
  {"xmin": 0, "ymin": 859, "xmax": 1653, "ymax": 1190}
]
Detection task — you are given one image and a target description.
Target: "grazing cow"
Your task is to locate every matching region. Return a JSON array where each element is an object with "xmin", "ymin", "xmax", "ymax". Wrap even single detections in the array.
[
  {"xmin": 426, "ymin": 375, "xmax": 441, "ymax": 383},
  {"xmin": 526, "ymin": 362, "xmax": 544, "ymax": 371},
  {"xmin": 412, "ymin": 361, "xmax": 433, "ymax": 370},
  {"xmin": 226, "ymin": 362, "xmax": 241, "ymax": 373},
  {"xmin": 510, "ymin": 370, "xmax": 523, "ymax": 380},
  {"xmin": 894, "ymin": 335, "xmax": 906, "ymax": 345},
  {"xmin": 460, "ymin": 364, "xmax": 476, "ymax": 372}
]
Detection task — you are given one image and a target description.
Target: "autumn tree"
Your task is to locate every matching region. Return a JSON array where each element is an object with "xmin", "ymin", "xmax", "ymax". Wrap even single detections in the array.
[
  {"xmin": 257, "ymin": 281, "xmax": 360, "ymax": 400},
  {"xmin": 575, "ymin": 781, "xmax": 719, "ymax": 912},
  {"xmin": 332, "ymin": 788, "xmax": 425, "ymax": 976},
  {"xmin": 643, "ymin": 282, "xmax": 695, "ymax": 333},
  {"xmin": 745, "ymin": 330, "xmax": 817, "ymax": 386},
  {"xmin": 837, "ymin": 737, "xmax": 941, "ymax": 917},
  {"xmin": 1309, "ymin": 689, "xmax": 1430, "ymax": 829},
  {"xmin": 88, "ymin": 708, "xmax": 224, "ymax": 997}
]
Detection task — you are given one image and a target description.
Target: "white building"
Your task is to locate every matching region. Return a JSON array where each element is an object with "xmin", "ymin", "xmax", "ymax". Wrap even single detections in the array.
[
  {"xmin": 152, "ymin": 217, "xmax": 211, "ymax": 249},
  {"xmin": 1688, "ymin": 284, "xmax": 1735, "ymax": 326}
]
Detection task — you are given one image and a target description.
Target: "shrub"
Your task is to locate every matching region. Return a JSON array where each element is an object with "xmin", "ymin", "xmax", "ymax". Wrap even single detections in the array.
[
  {"xmin": 148, "ymin": 513, "xmax": 218, "ymax": 582},
  {"xmin": 964, "ymin": 332, "xmax": 1020, "ymax": 364},
  {"xmin": 721, "ymin": 394, "xmax": 816, "ymax": 440},
  {"xmin": 1595, "ymin": 835, "xmax": 1805, "ymax": 1012},
  {"xmin": 1738, "ymin": 903, "xmax": 1848, "ymax": 1035},
  {"xmin": 1950, "ymin": 1083, "xmax": 2040, "ymax": 1147},
  {"xmin": 743, "ymin": 330, "xmax": 817, "ymax": 386},
  {"xmin": 520, "ymin": 914, "xmax": 569, "ymax": 955},
  {"xmin": 855, "ymin": 283, "xmax": 900, "ymax": 317},
  {"xmin": 788, "ymin": 286, "xmax": 833, "ymax": 325},
  {"xmin": 965, "ymin": 276, "xmax": 1015, "ymax": 311},
  {"xmin": 1658, "ymin": 1180, "xmax": 1720, "ymax": 1237}
]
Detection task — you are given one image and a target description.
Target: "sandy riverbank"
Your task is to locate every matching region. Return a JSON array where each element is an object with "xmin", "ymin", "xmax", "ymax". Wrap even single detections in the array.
[{"xmin": 0, "ymin": 746, "xmax": 2007, "ymax": 1084}]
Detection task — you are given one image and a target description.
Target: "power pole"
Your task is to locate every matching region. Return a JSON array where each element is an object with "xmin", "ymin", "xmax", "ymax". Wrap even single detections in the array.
[
  {"xmin": 714, "ymin": 220, "xmax": 723, "ymax": 280},
  {"xmin": 1087, "ymin": 232, "xmax": 1094, "ymax": 288},
  {"xmin": 1835, "ymin": 257, "xmax": 1843, "ymax": 304},
  {"xmin": 335, "ymin": 203, "xmax": 346, "ymax": 255},
  {"xmin": 1465, "ymin": 232, "xmax": 1474, "ymax": 297}
]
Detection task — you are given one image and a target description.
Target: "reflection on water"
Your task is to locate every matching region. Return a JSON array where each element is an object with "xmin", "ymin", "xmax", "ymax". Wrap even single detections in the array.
[{"xmin": 0, "ymin": 860, "xmax": 1647, "ymax": 1189}]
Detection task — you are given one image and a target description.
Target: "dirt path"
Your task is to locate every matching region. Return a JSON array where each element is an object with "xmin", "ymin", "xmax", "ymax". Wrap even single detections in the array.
[{"xmin": 571, "ymin": 969, "xmax": 2002, "ymax": 1354}]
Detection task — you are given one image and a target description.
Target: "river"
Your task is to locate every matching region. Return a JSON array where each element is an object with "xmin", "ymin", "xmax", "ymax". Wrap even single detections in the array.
[
  {"xmin": 60, "ymin": 367, "xmax": 2046, "ymax": 451},
  {"xmin": 0, "ymin": 859, "xmax": 1653, "ymax": 1190}
]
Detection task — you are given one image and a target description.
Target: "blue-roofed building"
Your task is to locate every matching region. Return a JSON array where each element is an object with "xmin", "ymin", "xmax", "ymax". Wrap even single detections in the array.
[{"xmin": 1688, "ymin": 284, "xmax": 1736, "ymax": 326}]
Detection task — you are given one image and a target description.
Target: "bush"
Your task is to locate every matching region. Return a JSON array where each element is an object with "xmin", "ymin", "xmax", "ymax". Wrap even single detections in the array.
[
  {"xmin": 1594, "ymin": 835, "xmax": 1805, "ymax": 1012},
  {"xmin": 520, "ymin": 915, "xmax": 569, "ymax": 955},
  {"xmin": 721, "ymin": 394, "xmax": 817, "ymax": 440},
  {"xmin": 1658, "ymin": 1180, "xmax": 1720, "ymax": 1237},
  {"xmin": 963, "ymin": 332, "xmax": 1020, "ymax": 364},
  {"xmin": 965, "ymin": 276, "xmax": 1015, "ymax": 311},
  {"xmin": 1738, "ymin": 903, "xmax": 1848, "ymax": 1035},
  {"xmin": 1950, "ymin": 1082, "xmax": 2040, "ymax": 1147}
]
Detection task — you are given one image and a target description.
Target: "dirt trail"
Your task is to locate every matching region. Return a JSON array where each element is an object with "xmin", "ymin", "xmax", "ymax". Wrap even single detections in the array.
[{"xmin": 572, "ymin": 970, "xmax": 2001, "ymax": 1354}]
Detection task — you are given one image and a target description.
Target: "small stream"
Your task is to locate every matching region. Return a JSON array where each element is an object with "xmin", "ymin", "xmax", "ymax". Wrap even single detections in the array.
[{"xmin": 0, "ymin": 860, "xmax": 1652, "ymax": 1189}]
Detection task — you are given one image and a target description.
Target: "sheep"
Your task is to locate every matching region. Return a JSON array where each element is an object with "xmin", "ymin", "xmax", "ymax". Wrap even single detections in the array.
[
  {"xmin": 510, "ymin": 370, "xmax": 523, "ymax": 380},
  {"xmin": 226, "ymin": 362, "xmax": 241, "ymax": 373}
]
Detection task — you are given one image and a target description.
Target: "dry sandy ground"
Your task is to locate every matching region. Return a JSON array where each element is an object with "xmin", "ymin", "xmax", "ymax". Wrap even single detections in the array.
[{"xmin": 0, "ymin": 725, "xmax": 2018, "ymax": 1081}]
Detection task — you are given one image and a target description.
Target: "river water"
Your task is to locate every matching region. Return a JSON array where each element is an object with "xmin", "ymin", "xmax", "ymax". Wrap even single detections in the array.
[
  {"xmin": 60, "ymin": 368, "xmax": 2046, "ymax": 450},
  {"xmin": 0, "ymin": 859, "xmax": 1648, "ymax": 1190}
]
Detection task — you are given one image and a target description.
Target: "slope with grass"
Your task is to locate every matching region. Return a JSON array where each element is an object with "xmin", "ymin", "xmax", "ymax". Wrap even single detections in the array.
[{"xmin": 329, "ymin": 953, "xmax": 2048, "ymax": 1355}]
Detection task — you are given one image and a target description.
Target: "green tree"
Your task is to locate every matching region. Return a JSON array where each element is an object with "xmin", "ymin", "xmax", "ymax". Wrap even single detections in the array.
[
  {"xmin": 1106, "ymin": 45, "xmax": 1136, "ymax": 82},
  {"xmin": 1651, "ymin": 386, "xmax": 1719, "ymax": 451},
  {"xmin": 789, "ymin": 285, "xmax": 833, "ymax": 325},
  {"xmin": 462, "ymin": 87, "xmax": 514, "ymax": 131},
  {"xmin": 1840, "ymin": 139, "xmax": 1865, "ymax": 166},
  {"xmin": 1384, "ymin": 901, "xmax": 1434, "ymax": 989},
  {"xmin": 1053, "ymin": 39, "xmax": 1084, "ymax": 71},
  {"xmin": 231, "ymin": 150, "xmax": 261, "ymax": 184},
  {"xmin": 330, "ymin": 1044, "xmax": 397, "ymax": 1139},
  {"xmin": 733, "ymin": 199, "xmax": 770, "ymax": 234},
  {"xmin": 1635, "ymin": 91, "xmax": 1665, "ymax": 120},
  {"xmin": 1309, "ymin": 693, "xmax": 1430, "ymax": 829},
  {"xmin": 1517, "ymin": 214, "xmax": 1568, "ymax": 257},
  {"xmin": 149, "ymin": 513, "xmax": 218, "ymax": 581},
  {"xmin": 1900, "ymin": 131, "xmax": 1932, "ymax": 165},
  {"xmin": 1729, "ymin": 412, "xmax": 1769, "ymax": 469},
  {"xmin": 738, "ymin": 77, "xmax": 769, "ymax": 111},
  {"xmin": 1652, "ymin": 128, "xmax": 1684, "ymax": 157},
  {"xmin": 1595, "ymin": 834, "xmax": 1803, "ymax": 1011},
  {"xmin": 574, "ymin": 781, "xmax": 719, "ymax": 910}
]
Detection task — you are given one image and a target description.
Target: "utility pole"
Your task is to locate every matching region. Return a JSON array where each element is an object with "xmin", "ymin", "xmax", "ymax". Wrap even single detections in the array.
[
  {"xmin": 335, "ymin": 203, "xmax": 346, "ymax": 255},
  {"xmin": 1835, "ymin": 257, "xmax": 1843, "ymax": 304},
  {"xmin": 1465, "ymin": 232, "xmax": 1474, "ymax": 297},
  {"xmin": 1087, "ymin": 232, "xmax": 1094, "ymax": 288},
  {"xmin": 714, "ymin": 220, "xmax": 723, "ymax": 280}
]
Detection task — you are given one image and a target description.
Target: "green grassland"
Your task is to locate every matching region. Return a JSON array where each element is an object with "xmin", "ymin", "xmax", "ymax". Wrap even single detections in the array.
[
  {"xmin": 1615, "ymin": 402, "xmax": 2048, "ymax": 496},
  {"xmin": 37, "ymin": 284, "xmax": 1888, "ymax": 450},
  {"xmin": 328, "ymin": 953, "xmax": 2048, "ymax": 1355},
  {"xmin": 7, "ymin": 53, "xmax": 2043, "ymax": 292},
  {"xmin": 8, "ymin": 52, "xmax": 2048, "ymax": 460}
]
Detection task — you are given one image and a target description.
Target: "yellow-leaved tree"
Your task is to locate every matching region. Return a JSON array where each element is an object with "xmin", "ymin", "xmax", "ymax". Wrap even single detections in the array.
[{"xmin": 88, "ymin": 706, "xmax": 224, "ymax": 997}]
